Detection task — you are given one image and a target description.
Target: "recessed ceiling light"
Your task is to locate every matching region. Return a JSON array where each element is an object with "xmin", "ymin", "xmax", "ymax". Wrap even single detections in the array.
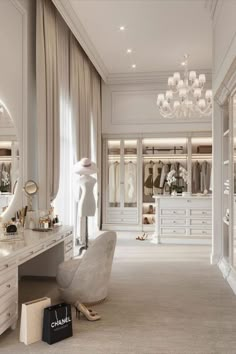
[
  {"xmin": 127, "ymin": 49, "xmax": 132, "ymax": 54},
  {"xmin": 119, "ymin": 26, "xmax": 125, "ymax": 31},
  {"xmin": 132, "ymin": 64, "xmax": 136, "ymax": 69}
]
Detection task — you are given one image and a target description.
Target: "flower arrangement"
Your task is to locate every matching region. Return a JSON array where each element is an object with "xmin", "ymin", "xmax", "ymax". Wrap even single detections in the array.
[
  {"xmin": 179, "ymin": 166, "xmax": 189, "ymax": 184},
  {"xmin": 1, "ymin": 171, "xmax": 10, "ymax": 192},
  {"xmin": 167, "ymin": 170, "xmax": 176, "ymax": 187}
]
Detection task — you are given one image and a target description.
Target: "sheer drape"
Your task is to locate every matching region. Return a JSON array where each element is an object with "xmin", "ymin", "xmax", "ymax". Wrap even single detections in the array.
[
  {"xmin": 37, "ymin": 0, "xmax": 102, "ymax": 239},
  {"xmin": 36, "ymin": 0, "xmax": 60, "ymax": 209}
]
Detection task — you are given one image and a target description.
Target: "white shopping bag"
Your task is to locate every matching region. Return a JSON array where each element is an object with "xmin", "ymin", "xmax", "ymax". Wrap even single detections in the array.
[{"xmin": 19, "ymin": 297, "xmax": 51, "ymax": 345}]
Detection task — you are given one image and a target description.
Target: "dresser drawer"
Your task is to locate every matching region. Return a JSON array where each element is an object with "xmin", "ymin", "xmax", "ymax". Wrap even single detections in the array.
[
  {"xmin": 0, "ymin": 270, "xmax": 17, "ymax": 299},
  {"xmin": 161, "ymin": 218, "xmax": 186, "ymax": 226},
  {"xmin": 161, "ymin": 228, "xmax": 186, "ymax": 235},
  {"xmin": 161, "ymin": 209, "xmax": 186, "ymax": 216},
  {"xmin": 190, "ymin": 219, "xmax": 212, "ymax": 226},
  {"xmin": 160, "ymin": 198, "xmax": 211, "ymax": 209},
  {"xmin": 65, "ymin": 240, "xmax": 73, "ymax": 254},
  {"xmin": 0, "ymin": 259, "xmax": 17, "ymax": 277},
  {"xmin": 190, "ymin": 229, "xmax": 212, "ymax": 236},
  {"xmin": 107, "ymin": 209, "xmax": 137, "ymax": 216},
  {"xmin": 107, "ymin": 215, "xmax": 138, "ymax": 224},
  {"xmin": 190, "ymin": 209, "xmax": 212, "ymax": 217},
  {"xmin": 0, "ymin": 298, "xmax": 17, "ymax": 328}
]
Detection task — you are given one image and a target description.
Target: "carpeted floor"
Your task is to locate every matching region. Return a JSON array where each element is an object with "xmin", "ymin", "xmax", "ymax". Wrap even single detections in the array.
[{"xmin": 0, "ymin": 234, "xmax": 236, "ymax": 354}]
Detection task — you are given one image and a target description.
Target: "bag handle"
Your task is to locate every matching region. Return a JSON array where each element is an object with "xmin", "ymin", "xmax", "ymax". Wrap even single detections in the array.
[{"xmin": 55, "ymin": 306, "xmax": 68, "ymax": 322}]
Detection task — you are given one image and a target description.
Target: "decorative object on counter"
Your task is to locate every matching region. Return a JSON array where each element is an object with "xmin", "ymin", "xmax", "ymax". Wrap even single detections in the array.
[
  {"xmin": 42, "ymin": 303, "xmax": 73, "ymax": 345},
  {"xmin": 147, "ymin": 204, "xmax": 154, "ymax": 214},
  {"xmin": 143, "ymin": 217, "xmax": 150, "ymax": 224},
  {"xmin": 20, "ymin": 297, "xmax": 51, "ymax": 345},
  {"xmin": 157, "ymin": 54, "xmax": 212, "ymax": 118},
  {"xmin": 6, "ymin": 224, "xmax": 17, "ymax": 234},
  {"xmin": 73, "ymin": 157, "xmax": 98, "ymax": 255},
  {"xmin": 23, "ymin": 180, "xmax": 38, "ymax": 211}
]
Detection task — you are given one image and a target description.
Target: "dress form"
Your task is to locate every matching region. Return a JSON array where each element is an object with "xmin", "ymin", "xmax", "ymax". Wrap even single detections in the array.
[{"xmin": 78, "ymin": 175, "xmax": 96, "ymax": 217}]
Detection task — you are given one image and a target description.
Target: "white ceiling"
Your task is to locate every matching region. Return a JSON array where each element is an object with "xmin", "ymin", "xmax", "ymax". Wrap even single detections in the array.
[{"xmin": 66, "ymin": 0, "xmax": 212, "ymax": 79}]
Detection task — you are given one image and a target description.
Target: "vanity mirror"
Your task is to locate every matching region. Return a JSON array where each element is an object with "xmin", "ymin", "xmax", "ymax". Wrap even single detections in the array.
[
  {"xmin": 23, "ymin": 180, "xmax": 38, "ymax": 211},
  {"xmin": 0, "ymin": 101, "xmax": 19, "ymax": 217}
]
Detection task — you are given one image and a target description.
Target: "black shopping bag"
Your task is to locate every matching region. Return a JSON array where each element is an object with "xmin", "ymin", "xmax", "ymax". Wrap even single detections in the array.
[{"xmin": 42, "ymin": 303, "xmax": 73, "ymax": 345}]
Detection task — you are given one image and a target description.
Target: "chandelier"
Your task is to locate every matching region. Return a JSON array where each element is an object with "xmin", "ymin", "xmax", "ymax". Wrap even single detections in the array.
[{"xmin": 157, "ymin": 54, "xmax": 212, "ymax": 119}]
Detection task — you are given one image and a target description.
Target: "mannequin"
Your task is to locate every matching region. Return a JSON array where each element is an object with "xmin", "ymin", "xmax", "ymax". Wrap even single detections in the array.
[
  {"xmin": 73, "ymin": 158, "xmax": 98, "ymax": 253},
  {"xmin": 78, "ymin": 175, "xmax": 96, "ymax": 216}
]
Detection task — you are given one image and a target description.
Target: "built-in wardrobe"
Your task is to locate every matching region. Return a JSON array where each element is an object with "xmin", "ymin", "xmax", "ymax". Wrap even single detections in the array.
[{"xmin": 102, "ymin": 134, "xmax": 212, "ymax": 244}]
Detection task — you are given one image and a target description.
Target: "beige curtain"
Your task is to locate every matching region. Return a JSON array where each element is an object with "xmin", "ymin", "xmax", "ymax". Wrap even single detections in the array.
[
  {"xmin": 37, "ymin": 0, "xmax": 102, "ymax": 235},
  {"xmin": 36, "ymin": 0, "xmax": 60, "ymax": 209}
]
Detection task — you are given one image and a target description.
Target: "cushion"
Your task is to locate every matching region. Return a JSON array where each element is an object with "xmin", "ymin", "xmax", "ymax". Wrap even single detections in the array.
[{"xmin": 56, "ymin": 258, "xmax": 81, "ymax": 289}]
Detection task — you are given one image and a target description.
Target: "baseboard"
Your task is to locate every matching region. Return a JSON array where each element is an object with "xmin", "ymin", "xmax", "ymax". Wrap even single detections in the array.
[{"xmin": 211, "ymin": 252, "xmax": 222, "ymax": 265}]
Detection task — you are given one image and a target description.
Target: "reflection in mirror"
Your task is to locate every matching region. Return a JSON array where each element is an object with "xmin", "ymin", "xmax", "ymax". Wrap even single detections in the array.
[
  {"xmin": 23, "ymin": 180, "xmax": 38, "ymax": 211},
  {"xmin": 233, "ymin": 94, "xmax": 236, "ymax": 268},
  {"xmin": 0, "ymin": 101, "xmax": 19, "ymax": 216}
]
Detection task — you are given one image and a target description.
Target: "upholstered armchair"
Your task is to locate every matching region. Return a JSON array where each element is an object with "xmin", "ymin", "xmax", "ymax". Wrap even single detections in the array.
[{"xmin": 56, "ymin": 231, "xmax": 117, "ymax": 305}]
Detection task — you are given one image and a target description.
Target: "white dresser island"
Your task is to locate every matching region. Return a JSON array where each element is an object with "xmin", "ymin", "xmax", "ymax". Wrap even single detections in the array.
[
  {"xmin": 0, "ymin": 226, "xmax": 73, "ymax": 336},
  {"xmin": 153, "ymin": 195, "xmax": 212, "ymax": 244}
]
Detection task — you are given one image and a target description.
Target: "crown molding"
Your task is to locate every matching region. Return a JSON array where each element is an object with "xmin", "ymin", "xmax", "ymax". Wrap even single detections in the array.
[
  {"xmin": 52, "ymin": 0, "xmax": 108, "ymax": 82},
  {"xmin": 107, "ymin": 69, "xmax": 212, "ymax": 86}
]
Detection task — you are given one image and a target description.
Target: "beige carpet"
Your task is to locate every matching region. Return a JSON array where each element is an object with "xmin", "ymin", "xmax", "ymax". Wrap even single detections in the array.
[{"xmin": 0, "ymin": 235, "xmax": 236, "ymax": 354}]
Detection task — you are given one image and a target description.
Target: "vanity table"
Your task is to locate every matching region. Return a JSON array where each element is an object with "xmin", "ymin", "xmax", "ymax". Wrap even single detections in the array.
[{"xmin": 0, "ymin": 225, "xmax": 73, "ymax": 336}]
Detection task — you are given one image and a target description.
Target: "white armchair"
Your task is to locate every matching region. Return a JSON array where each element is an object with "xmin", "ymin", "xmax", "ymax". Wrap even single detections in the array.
[{"xmin": 56, "ymin": 231, "xmax": 117, "ymax": 305}]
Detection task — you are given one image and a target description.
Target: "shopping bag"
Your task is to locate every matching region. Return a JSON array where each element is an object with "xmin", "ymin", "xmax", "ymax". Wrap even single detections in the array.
[
  {"xmin": 20, "ymin": 297, "xmax": 51, "ymax": 345},
  {"xmin": 42, "ymin": 302, "xmax": 73, "ymax": 345}
]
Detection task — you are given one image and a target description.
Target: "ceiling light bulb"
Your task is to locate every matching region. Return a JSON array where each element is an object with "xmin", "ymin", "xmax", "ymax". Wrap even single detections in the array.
[
  {"xmin": 119, "ymin": 26, "xmax": 125, "ymax": 31},
  {"xmin": 132, "ymin": 64, "xmax": 136, "ymax": 69},
  {"xmin": 127, "ymin": 49, "xmax": 132, "ymax": 54}
]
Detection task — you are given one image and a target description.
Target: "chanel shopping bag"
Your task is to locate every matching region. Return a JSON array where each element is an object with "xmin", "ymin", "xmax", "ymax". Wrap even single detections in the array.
[
  {"xmin": 42, "ymin": 303, "xmax": 73, "ymax": 344},
  {"xmin": 20, "ymin": 297, "xmax": 51, "ymax": 345}
]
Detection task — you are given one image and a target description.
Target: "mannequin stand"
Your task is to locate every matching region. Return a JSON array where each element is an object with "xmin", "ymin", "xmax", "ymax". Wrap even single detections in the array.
[{"xmin": 78, "ymin": 217, "xmax": 89, "ymax": 256}]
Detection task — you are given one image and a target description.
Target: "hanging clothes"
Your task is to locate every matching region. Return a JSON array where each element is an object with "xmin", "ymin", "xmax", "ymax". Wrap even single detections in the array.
[
  {"xmin": 153, "ymin": 161, "xmax": 163, "ymax": 194},
  {"xmin": 109, "ymin": 162, "xmax": 120, "ymax": 204},
  {"xmin": 124, "ymin": 161, "xmax": 137, "ymax": 203},
  {"xmin": 144, "ymin": 162, "xmax": 153, "ymax": 196},
  {"xmin": 192, "ymin": 161, "xmax": 201, "ymax": 193},
  {"xmin": 159, "ymin": 163, "xmax": 170, "ymax": 189},
  {"xmin": 200, "ymin": 160, "xmax": 211, "ymax": 193}
]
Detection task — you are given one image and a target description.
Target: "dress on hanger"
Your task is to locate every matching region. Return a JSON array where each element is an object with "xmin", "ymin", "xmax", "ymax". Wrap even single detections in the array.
[
  {"xmin": 153, "ymin": 161, "xmax": 163, "ymax": 194},
  {"xmin": 109, "ymin": 162, "xmax": 120, "ymax": 204},
  {"xmin": 124, "ymin": 161, "xmax": 137, "ymax": 204},
  {"xmin": 144, "ymin": 162, "xmax": 153, "ymax": 196}
]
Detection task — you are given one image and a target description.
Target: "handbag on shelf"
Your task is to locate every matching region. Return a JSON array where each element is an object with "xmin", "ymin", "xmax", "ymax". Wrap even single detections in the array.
[
  {"xmin": 19, "ymin": 297, "xmax": 51, "ymax": 345},
  {"xmin": 42, "ymin": 303, "xmax": 73, "ymax": 345}
]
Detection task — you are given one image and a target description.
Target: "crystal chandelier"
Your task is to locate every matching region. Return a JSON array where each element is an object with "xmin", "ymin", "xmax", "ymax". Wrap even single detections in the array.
[{"xmin": 157, "ymin": 54, "xmax": 212, "ymax": 119}]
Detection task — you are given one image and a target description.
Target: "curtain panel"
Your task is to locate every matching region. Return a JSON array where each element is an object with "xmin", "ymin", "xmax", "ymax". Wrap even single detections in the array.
[
  {"xmin": 36, "ymin": 0, "xmax": 60, "ymax": 209},
  {"xmin": 36, "ymin": 0, "xmax": 102, "ymax": 236}
]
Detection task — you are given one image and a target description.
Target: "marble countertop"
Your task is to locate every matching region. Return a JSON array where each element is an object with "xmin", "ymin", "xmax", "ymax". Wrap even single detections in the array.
[{"xmin": 0, "ymin": 225, "xmax": 72, "ymax": 261}]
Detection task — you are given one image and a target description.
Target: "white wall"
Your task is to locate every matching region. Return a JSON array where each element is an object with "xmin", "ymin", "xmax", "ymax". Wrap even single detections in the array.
[
  {"xmin": 102, "ymin": 81, "xmax": 212, "ymax": 135},
  {"xmin": 213, "ymin": 0, "xmax": 236, "ymax": 93}
]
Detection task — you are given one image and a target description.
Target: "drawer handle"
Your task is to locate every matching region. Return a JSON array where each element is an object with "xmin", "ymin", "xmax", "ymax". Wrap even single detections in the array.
[
  {"xmin": 7, "ymin": 312, "xmax": 11, "ymax": 317},
  {"xmin": 20, "ymin": 251, "xmax": 34, "ymax": 261},
  {"xmin": 0, "ymin": 264, "xmax": 9, "ymax": 271},
  {"xmin": 6, "ymin": 284, "xmax": 11, "ymax": 288}
]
